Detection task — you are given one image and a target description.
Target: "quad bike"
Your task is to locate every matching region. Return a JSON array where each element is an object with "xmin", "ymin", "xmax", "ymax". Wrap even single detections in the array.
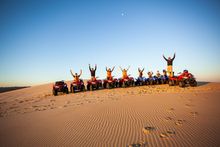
[
  {"xmin": 118, "ymin": 76, "xmax": 135, "ymax": 88},
  {"xmin": 160, "ymin": 75, "xmax": 169, "ymax": 84},
  {"xmin": 153, "ymin": 76, "xmax": 163, "ymax": 85},
  {"xmin": 103, "ymin": 77, "xmax": 118, "ymax": 89},
  {"xmin": 70, "ymin": 79, "xmax": 85, "ymax": 93},
  {"xmin": 169, "ymin": 70, "xmax": 197, "ymax": 87},
  {"xmin": 52, "ymin": 81, "xmax": 69, "ymax": 96},
  {"xmin": 87, "ymin": 77, "xmax": 103, "ymax": 91},
  {"xmin": 145, "ymin": 77, "xmax": 157, "ymax": 85},
  {"xmin": 135, "ymin": 77, "xmax": 147, "ymax": 86}
]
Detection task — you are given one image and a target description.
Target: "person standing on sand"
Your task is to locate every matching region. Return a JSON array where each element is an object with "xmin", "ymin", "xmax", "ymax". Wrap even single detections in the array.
[
  {"xmin": 120, "ymin": 66, "xmax": 130, "ymax": 79},
  {"xmin": 70, "ymin": 69, "xmax": 82, "ymax": 82},
  {"xmin": 89, "ymin": 64, "xmax": 97, "ymax": 81},
  {"xmin": 106, "ymin": 66, "xmax": 115, "ymax": 80},
  {"xmin": 163, "ymin": 53, "xmax": 176, "ymax": 77}
]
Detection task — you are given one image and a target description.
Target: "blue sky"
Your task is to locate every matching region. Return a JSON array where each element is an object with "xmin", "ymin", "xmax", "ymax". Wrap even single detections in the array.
[{"xmin": 0, "ymin": 0, "xmax": 220, "ymax": 86}]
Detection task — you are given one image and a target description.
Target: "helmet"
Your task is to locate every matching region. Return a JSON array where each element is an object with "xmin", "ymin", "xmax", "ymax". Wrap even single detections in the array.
[{"xmin": 183, "ymin": 69, "xmax": 188, "ymax": 73}]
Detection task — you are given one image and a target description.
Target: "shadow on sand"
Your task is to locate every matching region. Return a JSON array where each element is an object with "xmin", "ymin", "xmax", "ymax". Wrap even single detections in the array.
[
  {"xmin": 0, "ymin": 86, "xmax": 30, "ymax": 93},
  {"xmin": 197, "ymin": 81, "xmax": 209, "ymax": 87}
]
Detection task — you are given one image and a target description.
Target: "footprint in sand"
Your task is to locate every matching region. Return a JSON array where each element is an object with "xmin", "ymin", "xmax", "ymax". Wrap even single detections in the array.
[
  {"xmin": 160, "ymin": 132, "xmax": 169, "ymax": 138},
  {"xmin": 0, "ymin": 113, "xmax": 4, "ymax": 117},
  {"xmin": 167, "ymin": 108, "xmax": 175, "ymax": 112},
  {"xmin": 19, "ymin": 100, "xmax": 24, "ymax": 103},
  {"xmin": 63, "ymin": 101, "xmax": 70, "ymax": 107},
  {"xmin": 190, "ymin": 111, "xmax": 199, "ymax": 117},
  {"xmin": 185, "ymin": 104, "xmax": 195, "ymax": 108},
  {"xmin": 127, "ymin": 141, "xmax": 147, "ymax": 147},
  {"xmin": 175, "ymin": 119, "xmax": 185, "ymax": 126},
  {"xmin": 50, "ymin": 99, "xmax": 56, "ymax": 102},
  {"xmin": 160, "ymin": 130, "xmax": 176, "ymax": 138},
  {"xmin": 167, "ymin": 129, "xmax": 176, "ymax": 135},
  {"xmin": 143, "ymin": 126, "xmax": 156, "ymax": 134},
  {"xmin": 164, "ymin": 116, "xmax": 173, "ymax": 122},
  {"xmin": 32, "ymin": 105, "xmax": 39, "ymax": 108}
]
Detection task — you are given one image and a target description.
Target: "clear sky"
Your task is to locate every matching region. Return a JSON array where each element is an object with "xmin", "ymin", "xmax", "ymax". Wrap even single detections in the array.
[{"xmin": 0, "ymin": 0, "xmax": 220, "ymax": 86}]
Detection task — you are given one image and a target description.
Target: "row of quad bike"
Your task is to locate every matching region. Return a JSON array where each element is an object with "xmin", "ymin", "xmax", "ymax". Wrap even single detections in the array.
[{"xmin": 52, "ymin": 70, "xmax": 197, "ymax": 96}]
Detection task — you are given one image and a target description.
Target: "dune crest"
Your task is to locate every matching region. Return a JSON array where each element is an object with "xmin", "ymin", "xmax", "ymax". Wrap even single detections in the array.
[{"xmin": 0, "ymin": 82, "xmax": 220, "ymax": 146}]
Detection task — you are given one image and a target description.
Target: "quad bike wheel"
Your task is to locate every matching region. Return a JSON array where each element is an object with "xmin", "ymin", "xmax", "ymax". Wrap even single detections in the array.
[
  {"xmin": 90, "ymin": 84, "xmax": 94, "ymax": 91},
  {"xmin": 130, "ymin": 81, "xmax": 134, "ymax": 87},
  {"xmin": 103, "ymin": 83, "xmax": 106, "ymax": 89},
  {"xmin": 179, "ymin": 81, "xmax": 185, "ymax": 87},
  {"xmin": 106, "ymin": 83, "xmax": 110, "ymax": 89},
  {"xmin": 146, "ymin": 81, "xmax": 149, "ymax": 85},
  {"xmin": 65, "ymin": 88, "xmax": 69, "ymax": 94},
  {"xmin": 132, "ymin": 81, "xmax": 135, "ymax": 86},
  {"xmin": 71, "ymin": 86, "xmax": 75, "ymax": 93},
  {"xmin": 96, "ymin": 84, "xmax": 100, "ymax": 89},
  {"xmin": 97, "ymin": 83, "xmax": 102, "ymax": 89},
  {"xmin": 122, "ymin": 81, "xmax": 127, "ymax": 88},
  {"xmin": 53, "ymin": 89, "xmax": 58, "ymax": 96},
  {"xmin": 169, "ymin": 80, "xmax": 174, "ymax": 86},
  {"xmin": 139, "ymin": 81, "xmax": 143, "ymax": 86},
  {"xmin": 70, "ymin": 86, "xmax": 73, "ymax": 93},
  {"xmin": 81, "ymin": 85, "xmax": 85, "ymax": 91},
  {"xmin": 190, "ymin": 80, "xmax": 197, "ymax": 87}
]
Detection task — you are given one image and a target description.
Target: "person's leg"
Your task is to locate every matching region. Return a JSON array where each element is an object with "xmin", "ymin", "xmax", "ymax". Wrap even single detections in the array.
[
  {"xmin": 170, "ymin": 66, "xmax": 173, "ymax": 77},
  {"xmin": 167, "ymin": 65, "xmax": 173, "ymax": 77},
  {"xmin": 167, "ymin": 66, "xmax": 171, "ymax": 77}
]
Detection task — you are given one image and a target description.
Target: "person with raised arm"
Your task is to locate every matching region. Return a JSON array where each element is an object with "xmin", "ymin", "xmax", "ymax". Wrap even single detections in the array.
[
  {"xmin": 106, "ymin": 66, "xmax": 115, "ymax": 80},
  {"xmin": 138, "ymin": 68, "xmax": 144, "ymax": 78},
  {"xmin": 120, "ymin": 66, "xmax": 130, "ymax": 79},
  {"xmin": 89, "ymin": 64, "xmax": 97, "ymax": 81},
  {"xmin": 70, "ymin": 69, "xmax": 82, "ymax": 83},
  {"xmin": 163, "ymin": 53, "xmax": 176, "ymax": 77}
]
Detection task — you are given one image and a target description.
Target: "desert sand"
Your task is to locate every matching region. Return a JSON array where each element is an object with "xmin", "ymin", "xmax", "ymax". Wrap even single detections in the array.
[{"xmin": 0, "ymin": 82, "xmax": 220, "ymax": 147}]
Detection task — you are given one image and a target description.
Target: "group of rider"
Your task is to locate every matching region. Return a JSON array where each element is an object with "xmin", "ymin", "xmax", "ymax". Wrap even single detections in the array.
[{"xmin": 70, "ymin": 53, "xmax": 176, "ymax": 83}]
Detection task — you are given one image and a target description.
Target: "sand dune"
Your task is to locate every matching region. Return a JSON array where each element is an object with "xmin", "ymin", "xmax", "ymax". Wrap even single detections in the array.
[{"xmin": 0, "ymin": 82, "xmax": 220, "ymax": 146}]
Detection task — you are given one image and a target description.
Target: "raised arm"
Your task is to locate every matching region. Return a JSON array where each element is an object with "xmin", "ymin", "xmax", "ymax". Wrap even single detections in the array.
[
  {"xmin": 138, "ymin": 68, "xmax": 141, "ymax": 72},
  {"xmin": 89, "ymin": 64, "xmax": 92, "ymax": 71},
  {"xmin": 163, "ymin": 55, "xmax": 168, "ymax": 61},
  {"xmin": 119, "ymin": 66, "xmax": 123, "ymax": 71},
  {"xmin": 95, "ymin": 64, "xmax": 97, "ymax": 71},
  {"xmin": 127, "ymin": 66, "xmax": 130, "ymax": 71},
  {"xmin": 79, "ymin": 69, "xmax": 82, "ymax": 77},
  {"xmin": 142, "ymin": 68, "xmax": 145, "ymax": 72},
  {"xmin": 70, "ymin": 69, "xmax": 75, "ymax": 77},
  {"xmin": 172, "ymin": 53, "xmax": 176, "ymax": 60},
  {"xmin": 111, "ymin": 66, "xmax": 115, "ymax": 72}
]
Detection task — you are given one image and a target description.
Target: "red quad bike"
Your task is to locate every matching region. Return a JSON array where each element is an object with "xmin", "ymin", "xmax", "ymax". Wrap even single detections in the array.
[
  {"xmin": 87, "ymin": 77, "xmax": 103, "ymax": 91},
  {"xmin": 118, "ymin": 75, "xmax": 135, "ymax": 88},
  {"xmin": 70, "ymin": 79, "xmax": 85, "ymax": 93},
  {"xmin": 169, "ymin": 70, "xmax": 197, "ymax": 87},
  {"xmin": 52, "ymin": 81, "xmax": 69, "ymax": 96},
  {"xmin": 103, "ymin": 77, "xmax": 118, "ymax": 89}
]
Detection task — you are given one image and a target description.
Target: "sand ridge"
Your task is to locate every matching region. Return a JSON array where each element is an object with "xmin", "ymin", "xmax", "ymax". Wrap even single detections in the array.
[{"xmin": 0, "ymin": 82, "xmax": 220, "ymax": 146}]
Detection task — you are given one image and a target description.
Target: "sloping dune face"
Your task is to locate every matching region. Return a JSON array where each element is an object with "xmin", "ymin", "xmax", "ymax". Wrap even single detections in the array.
[{"xmin": 0, "ymin": 82, "xmax": 220, "ymax": 146}]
